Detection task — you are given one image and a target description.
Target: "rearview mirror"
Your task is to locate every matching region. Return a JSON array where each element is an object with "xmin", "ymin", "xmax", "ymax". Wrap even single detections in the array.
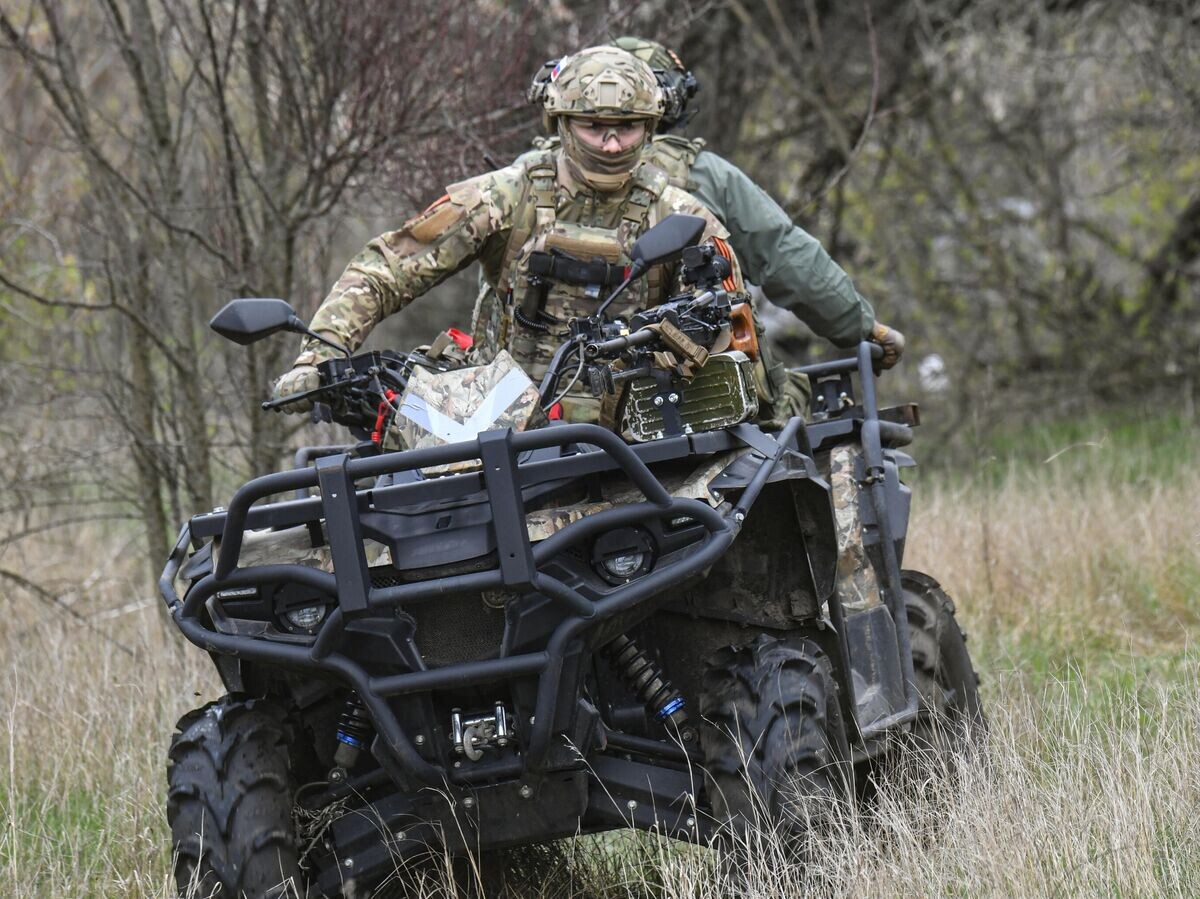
[
  {"xmin": 630, "ymin": 214, "xmax": 707, "ymax": 268},
  {"xmin": 210, "ymin": 298, "xmax": 305, "ymax": 346},
  {"xmin": 596, "ymin": 214, "xmax": 710, "ymax": 316}
]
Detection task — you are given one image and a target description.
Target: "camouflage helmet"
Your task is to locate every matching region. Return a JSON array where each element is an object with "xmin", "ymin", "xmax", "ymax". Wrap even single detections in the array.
[
  {"xmin": 612, "ymin": 36, "xmax": 699, "ymax": 132},
  {"xmin": 541, "ymin": 46, "xmax": 664, "ymax": 126}
]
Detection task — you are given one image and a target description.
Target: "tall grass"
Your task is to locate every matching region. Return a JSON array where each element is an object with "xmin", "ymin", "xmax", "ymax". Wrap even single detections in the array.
[{"xmin": 0, "ymin": 422, "xmax": 1197, "ymax": 897}]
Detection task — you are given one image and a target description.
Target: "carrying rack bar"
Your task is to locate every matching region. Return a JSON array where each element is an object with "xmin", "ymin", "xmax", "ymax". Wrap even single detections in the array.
[
  {"xmin": 186, "ymin": 430, "xmax": 740, "ymax": 540},
  {"xmin": 160, "ymin": 423, "xmax": 769, "ymax": 788},
  {"xmin": 851, "ymin": 340, "xmax": 920, "ymax": 737}
]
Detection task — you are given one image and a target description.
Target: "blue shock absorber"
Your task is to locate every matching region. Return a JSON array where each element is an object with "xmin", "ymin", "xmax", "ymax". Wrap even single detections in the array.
[
  {"xmin": 333, "ymin": 695, "xmax": 373, "ymax": 771},
  {"xmin": 605, "ymin": 635, "xmax": 691, "ymax": 733},
  {"xmin": 656, "ymin": 695, "xmax": 686, "ymax": 722}
]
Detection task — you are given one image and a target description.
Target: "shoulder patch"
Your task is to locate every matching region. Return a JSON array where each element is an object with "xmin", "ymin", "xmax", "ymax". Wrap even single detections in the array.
[
  {"xmin": 407, "ymin": 197, "xmax": 461, "ymax": 243},
  {"xmin": 446, "ymin": 175, "xmax": 486, "ymax": 208}
]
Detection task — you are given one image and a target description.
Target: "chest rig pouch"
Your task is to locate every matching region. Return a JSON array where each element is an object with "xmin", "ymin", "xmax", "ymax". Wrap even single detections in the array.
[
  {"xmin": 525, "ymin": 224, "xmax": 626, "ymax": 320},
  {"xmin": 500, "ymin": 157, "xmax": 668, "ymax": 381}
]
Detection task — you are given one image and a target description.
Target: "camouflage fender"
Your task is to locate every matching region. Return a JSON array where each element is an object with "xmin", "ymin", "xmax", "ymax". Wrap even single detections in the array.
[
  {"xmin": 523, "ymin": 449, "xmax": 739, "ymax": 542},
  {"xmin": 828, "ymin": 445, "xmax": 882, "ymax": 612}
]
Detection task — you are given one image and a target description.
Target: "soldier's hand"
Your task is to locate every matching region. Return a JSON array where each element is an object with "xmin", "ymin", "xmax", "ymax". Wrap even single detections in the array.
[
  {"xmin": 869, "ymin": 322, "xmax": 905, "ymax": 370},
  {"xmin": 271, "ymin": 364, "xmax": 320, "ymax": 414}
]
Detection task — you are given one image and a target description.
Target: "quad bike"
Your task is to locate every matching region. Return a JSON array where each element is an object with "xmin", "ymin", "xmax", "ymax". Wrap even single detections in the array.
[{"xmin": 160, "ymin": 215, "xmax": 983, "ymax": 897}]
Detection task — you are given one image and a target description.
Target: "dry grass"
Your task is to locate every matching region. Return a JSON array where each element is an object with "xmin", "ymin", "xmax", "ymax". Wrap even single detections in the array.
[{"xmin": 1, "ymin": 427, "xmax": 1198, "ymax": 897}]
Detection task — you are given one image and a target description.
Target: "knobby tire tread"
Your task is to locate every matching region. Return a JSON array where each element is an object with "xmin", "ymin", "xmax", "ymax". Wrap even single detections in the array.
[
  {"xmin": 699, "ymin": 635, "xmax": 847, "ymax": 836},
  {"xmin": 167, "ymin": 695, "xmax": 308, "ymax": 899},
  {"xmin": 900, "ymin": 569, "xmax": 986, "ymax": 752}
]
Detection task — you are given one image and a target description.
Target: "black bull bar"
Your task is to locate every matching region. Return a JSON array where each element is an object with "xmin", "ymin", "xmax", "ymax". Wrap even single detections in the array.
[{"xmin": 159, "ymin": 421, "xmax": 806, "ymax": 788}]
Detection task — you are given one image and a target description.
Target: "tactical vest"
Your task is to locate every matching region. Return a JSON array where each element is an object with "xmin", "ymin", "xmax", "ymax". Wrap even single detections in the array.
[
  {"xmin": 467, "ymin": 137, "xmax": 798, "ymax": 423},
  {"xmin": 642, "ymin": 134, "xmax": 706, "ymax": 191},
  {"xmin": 469, "ymin": 138, "xmax": 705, "ymax": 366},
  {"xmin": 487, "ymin": 150, "xmax": 673, "ymax": 419}
]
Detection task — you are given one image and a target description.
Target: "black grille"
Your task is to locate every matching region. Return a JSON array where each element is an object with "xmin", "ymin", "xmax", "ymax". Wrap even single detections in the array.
[
  {"xmin": 406, "ymin": 593, "xmax": 506, "ymax": 668},
  {"xmin": 369, "ymin": 570, "xmax": 506, "ymax": 668},
  {"xmin": 368, "ymin": 562, "xmax": 506, "ymax": 667}
]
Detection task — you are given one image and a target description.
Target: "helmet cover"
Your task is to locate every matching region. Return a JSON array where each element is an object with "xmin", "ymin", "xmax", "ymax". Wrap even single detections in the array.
[
  {"xmin": 611, "ymin": 36, "xmax": 699, "ymax": 132},
  {"xmin": 542, "ymin": 46, "xmax": 664, "ymax": 124}
]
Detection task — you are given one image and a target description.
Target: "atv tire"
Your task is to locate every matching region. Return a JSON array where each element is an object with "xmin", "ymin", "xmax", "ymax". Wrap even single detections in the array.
[
  {"xmin": 168, "ymin": 695, "xmax": 308, "ymax": 898},
  {"xmin": 903, "ymin": 570, "xmax": 986, "ymax": 760},
  {"xmin": 857, "ymin": 570, "xmax": 986, "ymax": 802},
  {"xmin": 699, "ymin": 635, "xmax": 850, "ymax": 837}
]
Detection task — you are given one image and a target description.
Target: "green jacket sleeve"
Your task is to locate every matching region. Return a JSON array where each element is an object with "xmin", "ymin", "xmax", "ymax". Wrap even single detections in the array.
[{"xmin": 687, "ymin": 151, "xmax": 875, "ymax": 347}]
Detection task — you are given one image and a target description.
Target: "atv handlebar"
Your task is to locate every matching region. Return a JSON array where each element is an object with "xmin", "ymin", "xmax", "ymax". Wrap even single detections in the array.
[
  {"xmin": 793, "ymin": 341, "xmax": 883, "ymax": 379},
  {"xmin": 260, "ymin": 376, "xmax": 366, "ymax": 411}
]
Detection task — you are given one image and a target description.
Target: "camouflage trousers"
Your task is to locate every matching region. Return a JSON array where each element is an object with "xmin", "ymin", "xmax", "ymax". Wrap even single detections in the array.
[{"xmin": 775, "ymin": 368, "xmax": 811, "ymax": 422}]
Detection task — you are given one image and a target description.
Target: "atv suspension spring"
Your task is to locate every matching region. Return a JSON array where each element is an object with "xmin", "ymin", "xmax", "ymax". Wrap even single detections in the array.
[
  {"xmin": 332, "ymin": 695, "xmax": 373, "ymax": 773},
  {"xmin": 605, "ymin": 635, "xmax": 693, "ymax": 739}
]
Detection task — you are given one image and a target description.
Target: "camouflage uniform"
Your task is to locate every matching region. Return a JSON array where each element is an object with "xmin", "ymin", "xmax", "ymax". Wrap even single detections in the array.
[
  {"xmin": 471, "ymin": 125, "xmax": 879, "ymax": 421},
  {"xmin": 473, "ymin": 133, "xmax": 853, "ymax": 422},
  {"xmin": 490, "ymin": 37, "xmax": 892, "ymax": 420},
  {"xmin": 293, "ymin": 49, "xmax": 747, "ymax": 423}
]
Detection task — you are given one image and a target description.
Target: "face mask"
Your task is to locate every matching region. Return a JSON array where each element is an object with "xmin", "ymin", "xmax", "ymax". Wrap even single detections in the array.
[{"xmin": 559, "ymin": 119, "xmax": 647, "ymax": 192}]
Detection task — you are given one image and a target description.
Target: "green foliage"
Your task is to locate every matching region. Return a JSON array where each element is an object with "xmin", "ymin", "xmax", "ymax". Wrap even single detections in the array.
[{"xmin": 977, "ymin": 411, "xmax": 1198, "ymax": 486}]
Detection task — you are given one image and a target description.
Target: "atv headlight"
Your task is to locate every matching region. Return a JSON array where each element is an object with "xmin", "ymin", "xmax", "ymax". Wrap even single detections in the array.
[
  {"xmin": 592, "ymin": 527, "xmax": 656, "ymax": 585},
  {"xmin": 602, "ymin": 552, "xmax": 647, "ymax": 580},
  {"xmin": 283, "ymin": 603, "xmax": 328, "ymax": 632}
]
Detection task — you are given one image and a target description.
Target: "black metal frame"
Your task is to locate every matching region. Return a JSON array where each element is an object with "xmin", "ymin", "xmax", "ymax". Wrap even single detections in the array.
[
  {"xmin": 159, "ymin": 341, "xmax": 919, "ymax": 790},
  {"xmin": 161, "ymin": 424, "xmax": 754, "ymax": 788}
]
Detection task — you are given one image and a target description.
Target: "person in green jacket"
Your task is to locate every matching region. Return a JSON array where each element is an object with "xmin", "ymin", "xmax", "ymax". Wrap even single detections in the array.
[{"xmin": 615, "ymin": 38, "xmax": 894, "ymax": 350}]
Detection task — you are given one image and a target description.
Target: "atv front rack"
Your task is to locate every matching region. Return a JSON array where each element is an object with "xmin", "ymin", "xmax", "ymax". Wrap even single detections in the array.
[{"xmin": 161, "ymin": 423, "xmax": 808, "ymax": 788}]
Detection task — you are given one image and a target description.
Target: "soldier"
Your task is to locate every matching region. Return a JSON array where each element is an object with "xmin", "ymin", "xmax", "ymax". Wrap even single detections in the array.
[
  {"xmin": 517, "ymin": 37, "xmax": 906, "ymax": 416},
  {"xmin": 271, "ymin": 46, "xmax": 749, "ymax": 423}
]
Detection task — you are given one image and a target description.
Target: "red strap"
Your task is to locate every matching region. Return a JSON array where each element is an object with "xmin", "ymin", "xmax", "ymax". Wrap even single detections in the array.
[
  {"xmin": 548, "ymin": 402, "xmax": 563, "ymax": 420},
  {"xmin": 447, "ymin": 327, "xmax": 473, "ymax": 350},
  {"xmin": 371, "ymin": 389, "xmax": 400, "ymax": 444}
]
